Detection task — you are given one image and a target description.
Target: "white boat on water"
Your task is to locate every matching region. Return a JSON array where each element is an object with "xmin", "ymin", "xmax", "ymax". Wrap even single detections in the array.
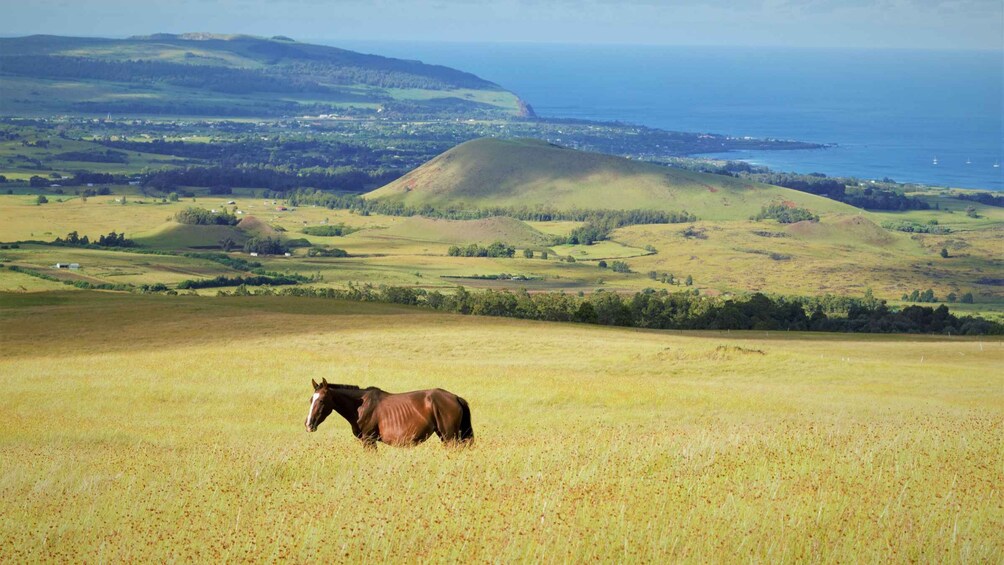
[{"xmin": 932, "ymin": 156, "xmax": 938, "ymax": 165}]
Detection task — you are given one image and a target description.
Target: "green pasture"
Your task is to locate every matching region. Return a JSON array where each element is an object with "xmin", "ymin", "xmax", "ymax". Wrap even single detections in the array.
[
  {"xmin": 551, "ymin": 239, "xmax": 652, "ymax": 260},
  {"xmin": 0, "ymin": 292, "xmax": 1000, "ymax": 562},
  {"xmin": 0, "ymin": 193, "xmax": 1001, "ymax": 307}
]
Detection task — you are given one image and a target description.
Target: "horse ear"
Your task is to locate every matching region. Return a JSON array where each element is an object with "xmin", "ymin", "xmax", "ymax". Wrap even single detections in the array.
[
  {"xmin": 312, "ymin": 379, "xmax": 320, "ymax": 390},
  {"xmin": 321, "ymin": 377, "xmax": 328, "ymax": 386}
]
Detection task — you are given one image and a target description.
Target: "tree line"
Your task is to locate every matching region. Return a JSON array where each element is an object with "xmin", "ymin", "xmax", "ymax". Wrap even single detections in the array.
[
  {"xmin": 144, "ymin": 166, "xmax": 400, "ymax": 193},
  {"xmin": 176, "ymin": 273, "xmax": 304, "ymax": 290},
  {"xmin": 675, "ymin": 162, "xmax": 931, "ymax": 211},
  {"xmin": 288, "ymin": 188, "xmax": 696, "ymax": 231},
  {"xmin": 220, "ymin": 285, "xmax": 1001, "ymax": 335},
  {"xmin": 954, "ymin": 192, "xmax": 1003, "ymax": 208},
  {"xmin": 52, "ymin": 230, "xmax": 134, "ymax": 248},
  {"xmin": 447, "ymin": 242, "xmax": 516, "ymax": 258}
]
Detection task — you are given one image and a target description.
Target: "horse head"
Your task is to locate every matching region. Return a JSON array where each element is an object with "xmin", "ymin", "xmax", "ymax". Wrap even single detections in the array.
[{"xmin": 305, "ymin": 378, "xmax": 333, "ymax": 432}]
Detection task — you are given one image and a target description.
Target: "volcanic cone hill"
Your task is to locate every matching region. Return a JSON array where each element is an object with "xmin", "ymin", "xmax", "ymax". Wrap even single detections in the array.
[{"xmin": 366, "ymin": 138, "xmax": 857, "ymax": 221}]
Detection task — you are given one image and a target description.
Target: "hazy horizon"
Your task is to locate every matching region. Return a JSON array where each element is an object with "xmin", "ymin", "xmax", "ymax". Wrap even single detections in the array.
[{"xmin": 2, "ymin": 0, "xmax": 1001, "ymax": 51}]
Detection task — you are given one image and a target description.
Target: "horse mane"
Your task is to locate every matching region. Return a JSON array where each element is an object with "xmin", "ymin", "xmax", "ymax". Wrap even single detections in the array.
[{"xmin": 324, "ymin": 383, "xmax": 361, "ymax": 390}]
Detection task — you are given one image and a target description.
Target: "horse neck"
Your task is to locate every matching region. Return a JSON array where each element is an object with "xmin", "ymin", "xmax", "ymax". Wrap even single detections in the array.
[{"xmin": 326, "ymin": 388, "xmax": 367, "ymax": 425}]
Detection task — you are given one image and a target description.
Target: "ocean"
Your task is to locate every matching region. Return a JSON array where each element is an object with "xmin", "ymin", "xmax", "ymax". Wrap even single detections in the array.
[{"xmin": 332, "ymin": 41, "xmax": 1004, "ymax": 191}]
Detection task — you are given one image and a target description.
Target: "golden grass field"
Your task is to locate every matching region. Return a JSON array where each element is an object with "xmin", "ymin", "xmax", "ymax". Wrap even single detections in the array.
[{"xmin": 1, "ymin": 292, "xmax": 1001, "ymax": 562}]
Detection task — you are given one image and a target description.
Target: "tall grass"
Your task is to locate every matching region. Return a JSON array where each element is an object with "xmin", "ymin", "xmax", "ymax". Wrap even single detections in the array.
[{"xmin": 0, "ymin": 292, "xmax": 1001, "ymax": 561}]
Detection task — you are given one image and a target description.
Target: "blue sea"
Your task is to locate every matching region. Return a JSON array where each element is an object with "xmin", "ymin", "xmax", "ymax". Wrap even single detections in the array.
[{"xmin": 332, "ymin": 41, "xmax": 1004, "ymax": 191}]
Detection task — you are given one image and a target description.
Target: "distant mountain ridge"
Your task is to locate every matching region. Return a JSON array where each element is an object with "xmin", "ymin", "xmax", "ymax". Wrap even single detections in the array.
[{"xmin": 0, "ymin": 34, "xmax": 528, "ymax": 118}]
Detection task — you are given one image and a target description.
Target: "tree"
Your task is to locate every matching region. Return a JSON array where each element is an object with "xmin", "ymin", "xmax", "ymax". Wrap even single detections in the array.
[
  {"xmin": 611, "ymin": 261, "xmax": 631, "ymax": 273},
  {"xmin": 961, "ymin": 292, "xmax": 974, "ymax": 304},
  {"xmin": 940, "ymin": 248, "xmax": 949, "ymax": 258},
  {"xmin": 36, "ymin": 195, "xmax": 48, "ymax": 205},
  {"xmin": 946, "ymin": 292, "xmax": 957, "ymax": 303},
  {"xmin": 523, "ymin": 249, "xmax": 534, "ymax": 259},
  {"xmin": 540, "ymin": 251, "xmax": 548, "ymax": 260},
  {"xmin": 598, "ymin": 260, "xmax": 608, "ymax": 269},
  {"xmin": 685, "ymin": 275, "xmax": 693, "ymax": 286},
  {"xmin": 573, "ymin": 301, "xmax": 598, "ymax": 324},
  {"xmin": 243, "ymin": 236, "xmax": 286, "ymax": 255}
]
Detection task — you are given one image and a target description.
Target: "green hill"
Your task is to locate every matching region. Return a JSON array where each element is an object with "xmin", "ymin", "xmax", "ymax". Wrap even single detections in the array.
[
  {"xmin": 366, "ymin": 138, "xmax": 858, "ymax": 221},
  {"xmin": 0, "ymin": 34, "xmax": 528, "ymax": 119},
  {"xmin": 134, "ymin": 214, "xmax": 280, "ymax": 250}
]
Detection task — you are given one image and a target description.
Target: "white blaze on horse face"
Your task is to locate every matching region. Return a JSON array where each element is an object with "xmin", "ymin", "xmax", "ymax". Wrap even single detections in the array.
[{"xmin": 307, "ymin": 392, "xmax": 321, "ymax": 429}]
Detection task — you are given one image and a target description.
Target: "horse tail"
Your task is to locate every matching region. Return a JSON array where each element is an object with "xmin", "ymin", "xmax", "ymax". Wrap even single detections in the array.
[{"xmin": 456, "ymin": 396, "xmax": 474, "ymax": 443}]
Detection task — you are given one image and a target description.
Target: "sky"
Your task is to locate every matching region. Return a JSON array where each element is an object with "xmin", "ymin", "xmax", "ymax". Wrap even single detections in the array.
[{"xmin": 1, "ymin": 0, "xmax": 1001, "ymax": 50}]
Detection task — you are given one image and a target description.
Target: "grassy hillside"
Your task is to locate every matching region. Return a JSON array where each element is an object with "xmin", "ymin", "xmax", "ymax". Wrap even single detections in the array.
[
  {"xmin": 0, "ymin": 34, "xmax": 526, "ymax": 118},
  {"xmin": 379, "ymin": 216, "xmax": 552, "ymax": 247},
  {"xmin": 0, "ymin": 291, "xmax": 1000, "ymax": 561},
  {"xmin": 366, "ymin": 138, "xmax": 857, "ymax": 220}
]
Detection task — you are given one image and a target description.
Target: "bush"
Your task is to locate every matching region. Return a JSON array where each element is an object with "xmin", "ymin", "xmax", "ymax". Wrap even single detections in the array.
[{"xmin": 306, "ymin": 247, "xmax": 348, "ymax": 258}]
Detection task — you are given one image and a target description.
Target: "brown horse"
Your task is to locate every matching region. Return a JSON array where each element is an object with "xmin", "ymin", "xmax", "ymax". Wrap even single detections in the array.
[{"xmin": 304, "ymin": 379, "xmax": 473, "ymax": 448}]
